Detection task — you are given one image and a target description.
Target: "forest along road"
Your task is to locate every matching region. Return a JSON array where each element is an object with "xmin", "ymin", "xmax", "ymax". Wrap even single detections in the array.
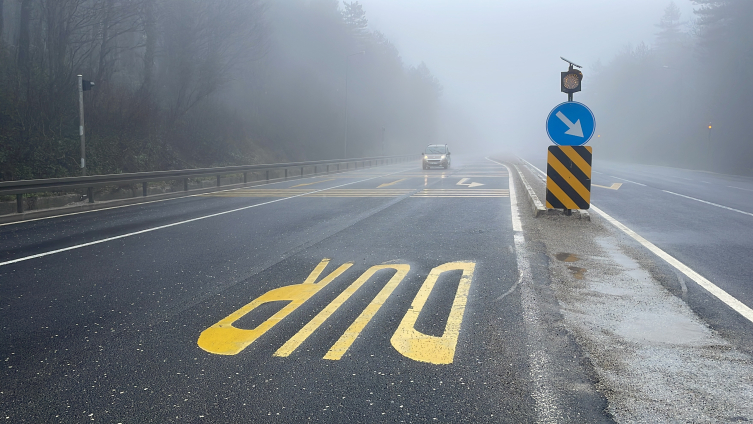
[
  {"xmin": 518, "ymin": 152, "xmax": 753, "ymax": 353},
  {"xmin": 0, "ymin": 158, "xmax": 609, "ymax": 423}
]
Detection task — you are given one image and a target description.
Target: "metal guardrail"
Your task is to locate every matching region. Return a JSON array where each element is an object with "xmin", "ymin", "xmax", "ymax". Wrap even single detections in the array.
[{"xmin": 1, "ymin": 154, "xmax": 416, "ymax": 214}]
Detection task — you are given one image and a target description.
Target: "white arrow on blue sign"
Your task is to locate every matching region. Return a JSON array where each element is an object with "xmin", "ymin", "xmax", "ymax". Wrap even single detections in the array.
[{"xmin": 546, "ymin": 101, "xmax": 596, "ymax": 146}]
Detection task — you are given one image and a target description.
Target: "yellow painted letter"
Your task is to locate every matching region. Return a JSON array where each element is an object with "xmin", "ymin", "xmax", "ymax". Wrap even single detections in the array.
[
  {"xmin": 197, "ymin": 259, "xmax": 352, "ymax": 355},
  {"xmin": 390, "ymin": 262, "xmax": 475, "ymax": 364},
  {"xmin": 275, "ymin": 264, "xmax": 409, "ymax": 358}
]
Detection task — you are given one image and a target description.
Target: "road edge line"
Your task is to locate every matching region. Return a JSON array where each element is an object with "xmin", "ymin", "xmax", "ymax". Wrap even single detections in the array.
[
  {"xmin": 590, "ymin": 204, "xmax": 753, "ymax": 324},
  {"xmin": 490, "ymin": 157, "xmax": 564, "ymax": 421},
  {"xmin": 0, "ymin": 168, "xmax": 410, "ymax": 267}
]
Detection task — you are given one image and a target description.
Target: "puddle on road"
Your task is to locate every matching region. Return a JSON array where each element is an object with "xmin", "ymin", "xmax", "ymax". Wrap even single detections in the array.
[
  {"xmin": 555, "ymin": 252, "xmax": 580, "ymax": 262},
  {"xmin": 568, "ymin": 266, "xmax": 587, "ymax": 280}
]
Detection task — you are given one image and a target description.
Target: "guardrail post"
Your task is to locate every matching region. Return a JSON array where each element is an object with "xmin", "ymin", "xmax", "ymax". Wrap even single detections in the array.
[
  {"xmin": 88, "ymin": 187, "xmax": 94, "ymax": 203},
  {"xmin": 16, "ymin": 194, "xmax": 23, "ymax": 213},
  {"xmin": 266, "ymin": 170, "xmax": 269, "ymax": 182},
  {"xmin": 142, "ymin": 182, "xmax": 148, "ymax": 197},
  {"xmin": 285, "ymin": 169, "xmax": 288, "ymax": 180},
  {"xmin": 243, "ymin": 172, "xmax": 248, "ymax": 185},
  {"xmin": 301, "ymin": 167, "xmax": 304, "ymax": 176},
  {"xmin": 184, "ymin": 178, "xmax": 189, "ymax": 191},
  {"xmin": 326, "ymin": 165, "xmax": 329, "ymax": 174},
  {"xmin": 337, "ymin": 164, "xmax": 340, "ymax": 171},
  {"xmin": 314, "ymin": 165, "xmax": 317, "ymax": 174},
  {"xmin": 217, "ymin": 175, "xmax": 221, "ymax": 187}
]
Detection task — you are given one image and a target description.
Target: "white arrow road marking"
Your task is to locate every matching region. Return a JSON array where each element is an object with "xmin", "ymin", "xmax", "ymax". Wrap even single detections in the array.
[
  {"xmin": 555, "ymin": 111, "xmax": 584, "ymax": 137},
  {"xmin": 592, "ymin": 183, "xmax": 622, "ymax": 190},
  {"xmin": 456, "ymin": 178, "xmax": 485, "ymax": 188}
]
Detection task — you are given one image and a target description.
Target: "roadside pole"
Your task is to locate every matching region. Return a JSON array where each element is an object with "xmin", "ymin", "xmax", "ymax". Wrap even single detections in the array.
[
  {"xmin": 78, "ymin": 75, "xmax": 86, "ymax": 176},
  {"xmin": 543, "ymin": 57, "xmax": 594, "ymax": 216}
]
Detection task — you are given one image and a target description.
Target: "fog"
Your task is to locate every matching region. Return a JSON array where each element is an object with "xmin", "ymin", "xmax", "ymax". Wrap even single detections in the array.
[
  {"xmin": 365, "ymin": 0, "xmax": 697, "ymax": 153},
  {"xmin": 1, "ymin": 0, "xmax": 751, "ymax": 179}
]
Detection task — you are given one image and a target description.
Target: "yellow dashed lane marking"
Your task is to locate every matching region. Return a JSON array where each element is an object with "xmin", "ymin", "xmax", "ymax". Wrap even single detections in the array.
[
  {"xmin": 377, "ymin": 178, "xmax": 409, "ymax": 188},
  {"xmin": 290, "ymin": 178, "xmax": 336, "ymax": 188},
  {"xmin": 205, "ymin": 189, "xmax": 414, "ymax": 198},
  {"xmin": 412, "ymin": 189, "xmax": 509, "ymax": 198}
]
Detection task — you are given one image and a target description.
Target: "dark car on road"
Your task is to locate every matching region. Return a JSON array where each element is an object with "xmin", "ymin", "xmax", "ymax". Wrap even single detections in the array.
[{"xmin": 422, "ymin": 144, "xmax": 451, "ymax": 169}]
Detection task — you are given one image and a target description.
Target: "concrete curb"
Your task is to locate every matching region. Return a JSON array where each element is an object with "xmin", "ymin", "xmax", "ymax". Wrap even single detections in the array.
[
  {"xmin": 515, "ymin": 157, "xmax": 590, "ymax": 221},
  {"xmin": 512, "ymin": 164, "xmax": 547, "ymax": 217}
]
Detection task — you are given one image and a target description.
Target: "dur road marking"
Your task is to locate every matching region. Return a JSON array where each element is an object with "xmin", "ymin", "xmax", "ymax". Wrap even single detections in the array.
[
  {"xmin": 199, "ymin": 259, "xmax": 476, "ymax": 364},
  {"xmin": 0, "ymin": 169, "xmax": 409, "ymax": 267},
  {"xmin": 520, "ymin": 158, "xmax": 753, "ymax": 325}
]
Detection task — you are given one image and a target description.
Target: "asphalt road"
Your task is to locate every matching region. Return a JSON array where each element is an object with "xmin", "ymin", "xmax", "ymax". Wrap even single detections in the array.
[
  {"xmin": 518, "ymin": 151, "xmax": 753, "ymax": 352},
  {"xmin": 0, "ymin": 158, "xmax": 610, "ymax": 422}
]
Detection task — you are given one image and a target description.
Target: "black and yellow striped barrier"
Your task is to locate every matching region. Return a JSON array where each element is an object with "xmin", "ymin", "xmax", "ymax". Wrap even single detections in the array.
[{"xmin": 546, "ymin": 146, "xmax": 592, "ymax": 210}]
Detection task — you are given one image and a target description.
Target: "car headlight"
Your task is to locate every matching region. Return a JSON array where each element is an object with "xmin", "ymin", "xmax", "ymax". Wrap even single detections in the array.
[
  {"xmin": 424, "ymin": 155, "xmax": 428, "ymax": 159},
  {"xmin": 441, "ymin": 155, "xmax": 446, "ymax": 159}
]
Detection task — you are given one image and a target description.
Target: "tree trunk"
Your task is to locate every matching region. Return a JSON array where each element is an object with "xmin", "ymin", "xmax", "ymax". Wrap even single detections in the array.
[
  {"xmin": 17, "ymin": 0, "xmax": 32, "ymax": 68},
  {"xmin": 143, "ymin": 0, "xmax": 156, "ymax": 91},
  {"xmin": 0, "ymin": 0, "xmax": 5, "ymax": 42}
]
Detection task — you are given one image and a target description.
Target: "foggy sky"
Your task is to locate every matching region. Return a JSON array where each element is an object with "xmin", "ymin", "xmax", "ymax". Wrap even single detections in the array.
[{"xmin": 363, "ymin": 0, "xmax": 696, "ymax": 154}]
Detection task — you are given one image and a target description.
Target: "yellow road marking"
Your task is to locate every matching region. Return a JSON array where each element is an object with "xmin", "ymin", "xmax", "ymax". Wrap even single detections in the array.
[
  {"xmin": 206, "ymin": 189, "xmax": 413, "ymax": 198},
  {"xmin": 323, "ymin": 265, "xmax": 411, "ymax": 359},
  {"xmin": 197, "ymin": 259, "xmax": 352, "ymax": 355},
  {"xmin": 377, "ymin": 178, "xmax": 408, "ymax": 188},
  {"xmin": 592, "ymin": 183, "xmax": 622, "ymax": 190},
  {"xmin": 290, "ymin": 178, "xmax": 336, "ymax": 188},
  {"xmin": 391, "ymin": 262, "xmax": 475, "ymax": 364},
  {"xmin": 276, "ymin": 264, "xmax": 409, "ymax": 358},
  {"xmin": 412, "ymin": 189, "xmax": 509, "ymax": 198}
]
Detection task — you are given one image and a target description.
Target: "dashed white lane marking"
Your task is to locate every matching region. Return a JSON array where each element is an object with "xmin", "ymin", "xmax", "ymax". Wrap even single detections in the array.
[
  {"xmin": 728, "ymin": 186, "xmax": 753, "ymax": 192},
  {"xmin": 591, "ymin": 204, "xmax": 753, "ymax": 324},
  {"xmin": 0, "ymin": 169, "xmax": 410, "ymax": 268},
  {"xmin": 609, "ymin": 176, "xmax": 647, "ymax": 186},
  {"xmin": 0, "ymin": 164, "xmax": 411, "ymax": 227},
  {"xmin": 663, "ymin": 190, "xmax": 753, "ymax": 217},
  {"xmin": 515, "ymin": 158, "xmax": 753, "ymax": 324}
]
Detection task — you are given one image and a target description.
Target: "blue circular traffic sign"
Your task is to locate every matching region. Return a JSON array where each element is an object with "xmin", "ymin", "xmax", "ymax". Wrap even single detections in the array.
[{"xmin": 546, "ymin": 101, "xmax": 596, "ymax": 146}]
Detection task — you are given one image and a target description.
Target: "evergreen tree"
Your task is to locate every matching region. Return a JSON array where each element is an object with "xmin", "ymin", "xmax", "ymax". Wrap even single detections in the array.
[
  {"xmin": 655, "ymin": 2, "xmax": 683, "ymax": 52},
  {"xmin": 342, "ymin": 1, "xmax": 368, "ymax": 37}
]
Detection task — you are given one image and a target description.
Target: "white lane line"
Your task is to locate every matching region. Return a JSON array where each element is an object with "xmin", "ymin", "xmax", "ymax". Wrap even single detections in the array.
[
  {"xmin": 518, "ymin": 157, "xmax": 546, "ymax": 179},
  {"xmin": 592, "ymin": 171, "xmax": 604, "ymax": 175},
  {"xmin": 486, "ymin": 157, "xmax": 562, "ymax": 421},
  {"xmin": 591, "ymin": 204, "xmax": 753, "ymax": 324},
  {"xmin": 663, "ymin": 190, "xmax": 753, "ymax": 217},
  {"xmin": 516, "ymin": 156, "xmax": 753, "ymax": 323},
  {"xmin": 0, "ymin": 169, "xmax": 410, "ymax": 267},
  {"xmin": 728, "ymin": 186, "xmax": 753, "ymax": 192},
  {"xmin": 0, "ymin": 164, "xmax": 410, "ymax": 227},
  {"xmin": 609, "ymin": 176, "xmax": 647, "ymax": 186}
]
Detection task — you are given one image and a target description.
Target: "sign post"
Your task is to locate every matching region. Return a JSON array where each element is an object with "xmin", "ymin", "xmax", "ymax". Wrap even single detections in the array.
[
  {"xmin": 77, "ymin": 75, "xmax": 94, "ymax": 176},
  {"xmin": 544, "ymin": 58, "xmax": 595, "ymax": 214}
]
